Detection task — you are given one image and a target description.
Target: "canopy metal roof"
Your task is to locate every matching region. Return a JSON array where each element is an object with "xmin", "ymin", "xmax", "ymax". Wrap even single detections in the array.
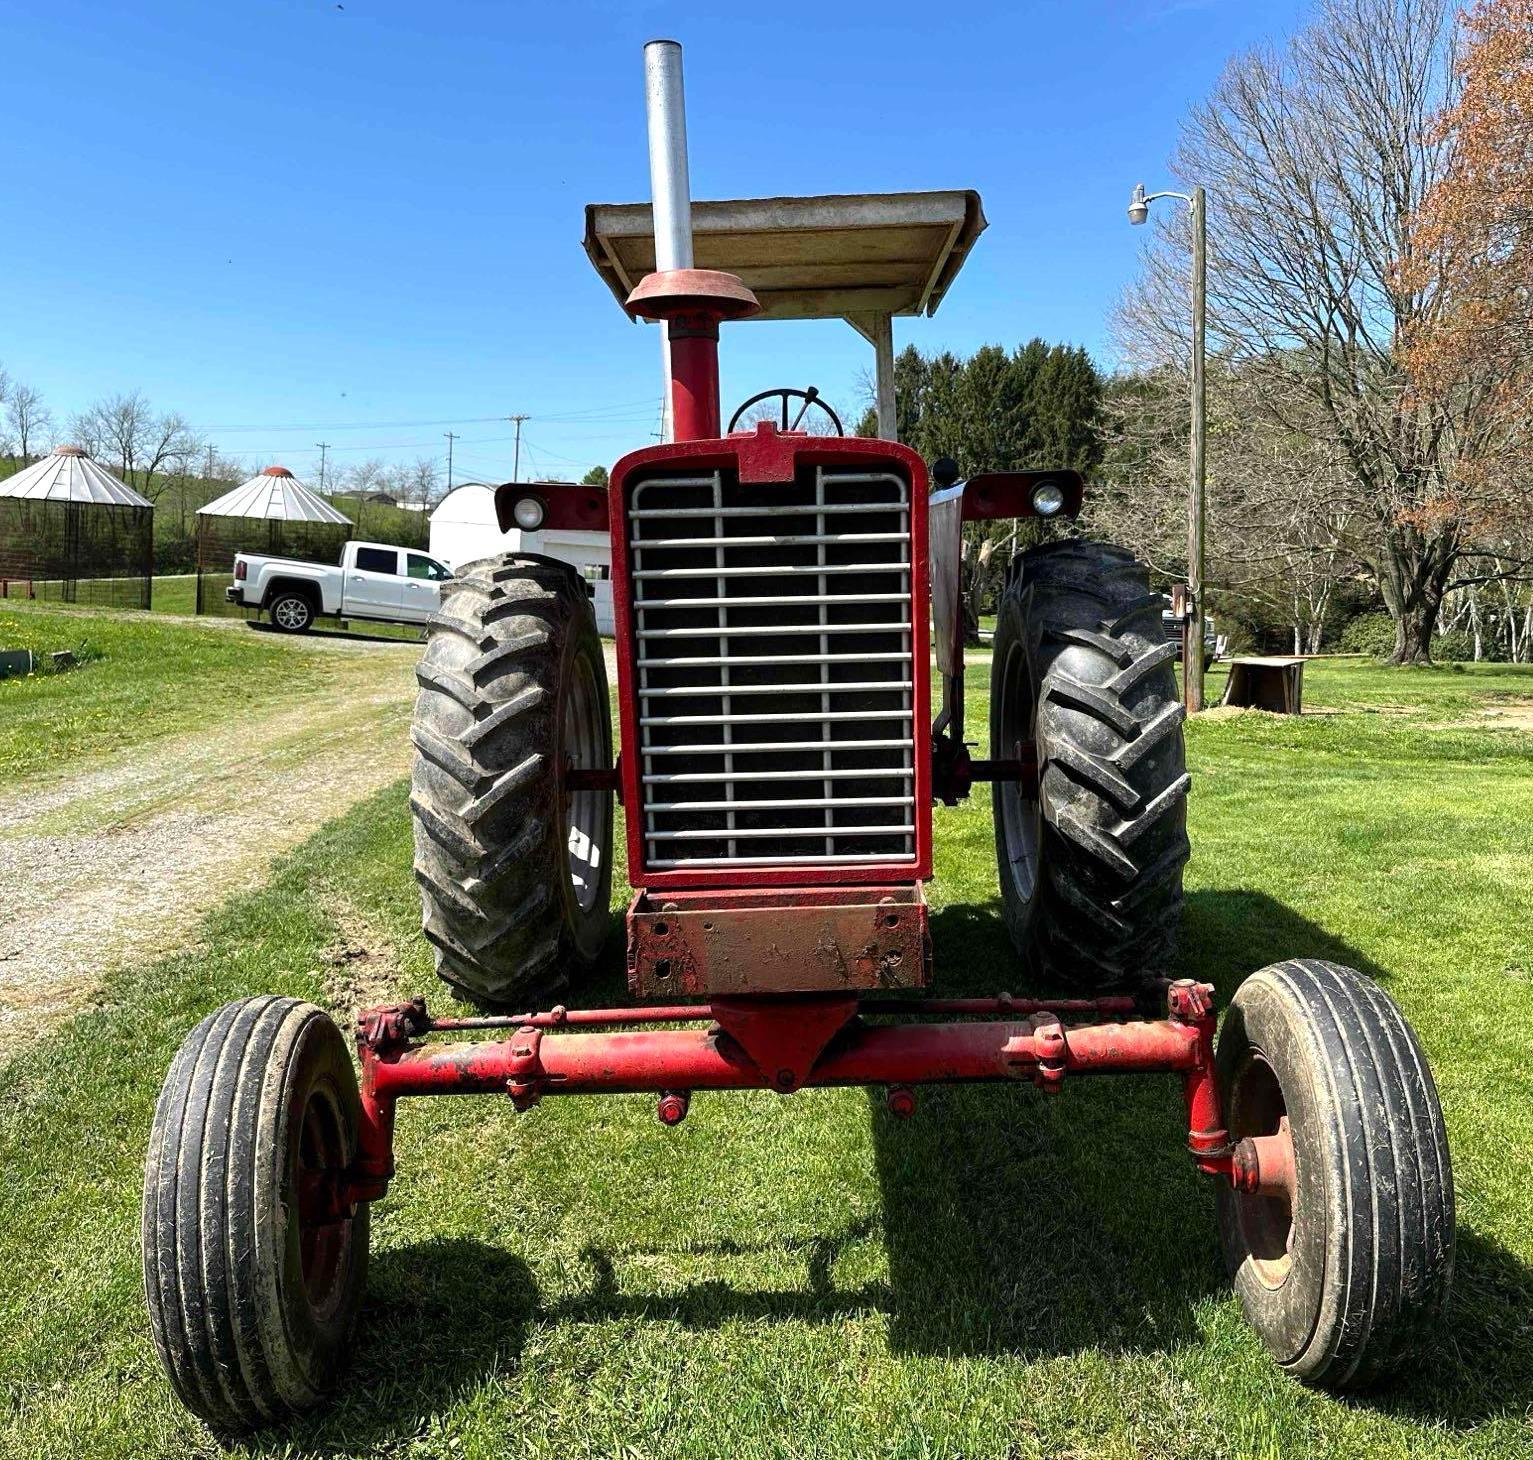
[
  {"xmin": 196, "ymin": 466, "xmax": 352, "ymax": 525},
  {"xmin": 583, "ymin": 190, "xmax": 986, "ymax": 323},
  {"xmin": 0, "ymin": 446, "xmax": 152, "ymax": 508}
]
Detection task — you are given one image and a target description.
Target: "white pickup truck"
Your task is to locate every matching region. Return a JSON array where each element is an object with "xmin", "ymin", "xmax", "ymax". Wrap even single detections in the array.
[{"xmin": 227, "ymin": 540, "xmax": 454, "ymax": 633}]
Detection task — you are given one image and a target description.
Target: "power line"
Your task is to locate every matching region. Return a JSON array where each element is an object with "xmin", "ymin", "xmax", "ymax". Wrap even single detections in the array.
[
  {"xmin": 192, "ymin": 399, "xmax": 661, "ymax": 433},
  {"xmin": 517, "ymin": 435, "xmax": 593, "ymax": 468}
]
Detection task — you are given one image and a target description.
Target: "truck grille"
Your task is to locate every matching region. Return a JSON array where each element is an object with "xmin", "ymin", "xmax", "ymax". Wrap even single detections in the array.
[{"xmin": 629, "ymin": 466, "xmax": 916, "ymax": 870}]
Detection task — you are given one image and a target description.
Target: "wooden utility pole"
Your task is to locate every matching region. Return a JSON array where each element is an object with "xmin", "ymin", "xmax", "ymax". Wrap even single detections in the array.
[
  {"xmin": 315, "ymin": 442, "xmax": 330, "ymax": 494},
  {"xmin": 509, "ymin": 414, "xmax": 530, "ymax": 482},
  {"xmin": 1186, "ymin": 185, "xmax": 1207, "ymax": 712},
  {"xmin": 443, "ymin": 432, "xmax": 458, "ymax": 490}
]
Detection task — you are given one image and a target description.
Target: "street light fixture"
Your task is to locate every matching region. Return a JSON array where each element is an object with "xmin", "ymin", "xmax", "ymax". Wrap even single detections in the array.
[{"xmin": 1128, "ymin": 179, "xmax": 1208, "ymax": 712}]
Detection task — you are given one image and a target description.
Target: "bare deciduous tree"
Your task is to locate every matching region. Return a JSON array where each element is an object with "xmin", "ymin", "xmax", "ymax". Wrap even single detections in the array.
[
  {"xmin": 69, "ymin": 390, "xmax": 201, "ymax": 501},
  {"xmin": 1117, "ymin": 0, "xmax": 1533, "ymax": 664},
  {"xmin": 6, "ymin": 382, "xmax": 52, "ymax": 463}
]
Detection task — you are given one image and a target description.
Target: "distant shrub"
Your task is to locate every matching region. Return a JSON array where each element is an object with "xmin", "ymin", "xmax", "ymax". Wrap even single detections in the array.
[
  {"xmin": 1338, "ymin": 612, "xmax": 1395, "ymax": 657},
  {"xmin": 1336, "ymin": 612, "xmax": 1489, "ymax": 663},
  {"xmin": 1433, "ymin": 629, "xmax": 1476, "ymax": 663}
]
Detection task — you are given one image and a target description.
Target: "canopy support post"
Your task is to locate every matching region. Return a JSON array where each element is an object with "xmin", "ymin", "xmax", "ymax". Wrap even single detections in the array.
[{"xmin": 846, "ymin": 311, "xmax": 898, "ymax": 441}]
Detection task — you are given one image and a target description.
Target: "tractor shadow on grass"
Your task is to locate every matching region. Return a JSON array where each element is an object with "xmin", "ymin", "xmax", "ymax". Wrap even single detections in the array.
[
  {"xmin": 252, "ymin": 1238, "xmax": 539, "ymax": 1457},
  {"xmin": 868, "ymin": 888, "xmax": 1391, "ymax": 1364},
  {"xmin": 873, "ymin": 888, "xmax": 1533, "ymax": 1425},
  {"xmin": 1361, "ymin": 1225, "xmax": 1533, "ymax": 1428}
]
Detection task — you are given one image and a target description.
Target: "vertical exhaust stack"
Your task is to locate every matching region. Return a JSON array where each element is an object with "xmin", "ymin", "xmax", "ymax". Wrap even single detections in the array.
[
  {"xmin": 625, "ymin": 39, "xmax": 759, "ymax": 443},
  {"xmin": 644, "ymin": 40, "xmax": 694, "ymax": 276}
]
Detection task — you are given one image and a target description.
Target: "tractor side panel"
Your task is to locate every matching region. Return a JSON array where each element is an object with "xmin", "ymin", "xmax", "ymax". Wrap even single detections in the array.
[{"xmin": 609, "ymin": 428, "xmax": 932, "ymax": 895}]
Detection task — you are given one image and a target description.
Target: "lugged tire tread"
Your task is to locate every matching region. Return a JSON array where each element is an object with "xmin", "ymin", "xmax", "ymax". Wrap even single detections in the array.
[
  {"xmin": 410, "ymin": 551, "xmax": 612, "ymax": 1007},
  {"xmin": 992, "ymin": 539, "xmax": 1190, "ymax": 991}
]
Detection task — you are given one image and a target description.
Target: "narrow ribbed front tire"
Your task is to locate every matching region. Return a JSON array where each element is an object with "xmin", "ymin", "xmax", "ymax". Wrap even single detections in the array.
[
  {"xmin": 1217, "ymin": 960, "xmax": 1455, "ymax": 1389},
  {"xmin": 142, "ymin": 997, "xmax": 368, "ymax": 1429}
]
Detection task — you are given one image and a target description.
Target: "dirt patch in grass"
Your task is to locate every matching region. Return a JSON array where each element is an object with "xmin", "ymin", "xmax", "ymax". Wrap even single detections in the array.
[
  {"xmin": 0, "ymin": 642, "xmax": 419, "ymax": 1064},
  {"xmin": 1421, "ymin": 706, "xmax": 1533, "ymax": 731},
  {"xmin": 319, "ymin": 896, "xmax": 413, "ymax": 1018}
]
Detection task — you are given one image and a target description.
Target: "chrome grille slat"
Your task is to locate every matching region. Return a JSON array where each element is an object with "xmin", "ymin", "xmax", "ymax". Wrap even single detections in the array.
[
  {"xmin": 630, "ymin": 501, "xmax": 909, "ymax": 519},
  {"xmin": 637, "ymin": 622, "xmax": 911, "ymax": 639},
  {"xmin": 633, "ymin": 562, "xmax": 905, "ymax": 579},
  {"xmin": 647, "ymin": 795, "xmax": 915, "ymax": 813},
  {"xmin": 635, "ymin": 592, "xmax": 909, "ymax": 609},
  {"xmin": 644, "ymin": 767, "xmax": 908, "ymax": 783},
  {"xmin": 640, "ymin": 680, "xmax": 912, "ymax": 698},
  {"xmin": 633, "ymin": 531, "xmax": 907, "ymax": 549},
  {"xmin": 629, "ymin": 466, "xmax": 916, "ymax": 868},
  {"xmin": 639, "ymin": 709, "xmax": 912, "ymax": 726},
  {"xmin": 649, "ymin": 853, "xmax": 904, "ymax": 868},
  {"xmin": 640, "ymin": 738, "xmax": 910, "ymax": 755},
  {"xmin": 649, "ymin": 823, "xmax": 916, "ymax": 841},
  {"xmin": 636, "ymin": 652, "xmax": 909, "ymax": 668}
]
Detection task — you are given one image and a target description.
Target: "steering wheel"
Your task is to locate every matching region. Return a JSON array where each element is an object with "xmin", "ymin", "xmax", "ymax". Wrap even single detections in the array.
[{"xmin": 728, "ymin": 386, "xmax": 845, "ymax": 436}]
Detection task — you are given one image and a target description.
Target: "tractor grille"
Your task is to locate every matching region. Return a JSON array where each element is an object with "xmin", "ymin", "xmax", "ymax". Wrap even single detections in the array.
[{"xmin": 629, "ymin": 466, "xmax": 916, "ymax": 870}]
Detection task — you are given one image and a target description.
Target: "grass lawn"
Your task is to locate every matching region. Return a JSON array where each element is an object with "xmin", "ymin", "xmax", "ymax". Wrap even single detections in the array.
[
  {"xmin": 0, "ymin": 606, "xmax": 390, "ymax": 780},
  {"xmin": 1, "ymin": 659, "xmax": 1531, "ymax": 1458},
  {"xmin": 149, "ymin": 574, "xmax": 197, "ymax": 614}
]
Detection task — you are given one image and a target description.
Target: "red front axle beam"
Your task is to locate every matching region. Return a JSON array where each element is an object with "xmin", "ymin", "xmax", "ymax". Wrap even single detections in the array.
[{"xmin": 346, "ymin": 980, "xmax": 1239, "ymax": 1204}]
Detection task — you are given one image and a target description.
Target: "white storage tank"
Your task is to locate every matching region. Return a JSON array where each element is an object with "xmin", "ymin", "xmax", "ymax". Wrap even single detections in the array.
[{"xmin": 429, "ymin": 483, "xmax": 614, "ymax": 635}]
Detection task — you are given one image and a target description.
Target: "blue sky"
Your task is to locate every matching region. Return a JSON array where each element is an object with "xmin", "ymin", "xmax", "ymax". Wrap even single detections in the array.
[{"xmin": 5, "ymin": 0, "xmax": 1308, "ymax": 483}]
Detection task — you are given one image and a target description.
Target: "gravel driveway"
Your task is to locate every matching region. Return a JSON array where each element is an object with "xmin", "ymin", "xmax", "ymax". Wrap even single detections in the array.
[{"xmin": 0, "ymin": 635, "xmax": 422, "ymax": 1063}]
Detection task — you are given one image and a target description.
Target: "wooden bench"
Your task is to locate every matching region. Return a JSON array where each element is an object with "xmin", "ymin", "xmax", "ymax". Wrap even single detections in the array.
[{"xmin": 1221, "ymin": 656, "xmax": 1305, "ymax": 714}]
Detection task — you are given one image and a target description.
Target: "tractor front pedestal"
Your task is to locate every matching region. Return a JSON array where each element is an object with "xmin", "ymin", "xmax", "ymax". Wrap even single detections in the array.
[{"xmin": 344, "ymin": 978, "xmax": 1239, "ymax": 1204}]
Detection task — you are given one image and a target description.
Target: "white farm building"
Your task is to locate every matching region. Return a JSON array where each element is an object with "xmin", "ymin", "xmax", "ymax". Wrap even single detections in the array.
[{"xmin": 429, "ymin": 483, "xmax": 613, "ymax": 634}]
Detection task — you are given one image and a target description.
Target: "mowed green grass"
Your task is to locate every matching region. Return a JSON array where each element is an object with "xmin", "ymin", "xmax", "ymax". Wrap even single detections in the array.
[
  {"xmin": 1, "ymin": 660, "xmax": 1531, "ymax": 1458},
  {"xmin": 149, "ymin": 574, "xmax": 197, "ymax": 614},
  {"xmin": 0, "ymin": 606, "xmax": 360, "ymax": 779}
]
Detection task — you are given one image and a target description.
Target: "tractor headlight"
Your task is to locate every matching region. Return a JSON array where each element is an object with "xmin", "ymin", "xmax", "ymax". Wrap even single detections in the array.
[
  {"xmin": 1031, "ymin": 480, "xmax": 1066, "ymax": 517},
  {"xmin": 512, "ymin": 495, "xmax": 546, "ymax": 531}
]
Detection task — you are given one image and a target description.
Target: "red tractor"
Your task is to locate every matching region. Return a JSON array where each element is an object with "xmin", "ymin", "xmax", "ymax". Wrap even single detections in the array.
[{"xmin": 142, "ymin": 41, "xmax": 1453, "ymax": 1429}]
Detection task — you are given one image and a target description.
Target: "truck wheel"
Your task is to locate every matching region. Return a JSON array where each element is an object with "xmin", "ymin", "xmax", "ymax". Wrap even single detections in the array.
[
  {"xmin": 269, "ymin": 591, "xmax": 315, "ymax": 634},
  {"xmin": 411, "ymin": 553, "xmax": 614, "ymax": 1007},
  {"xmin": 990, "ymin": 540, "xmax": 1189, "ymax": 990},
  {"xmin": 1217, "ymin": 960, "xmax": 1454, "ymax": 1389},
  {"xmin": 142, "ymin": 997, "xmax": 368, "ymax": 1429}
]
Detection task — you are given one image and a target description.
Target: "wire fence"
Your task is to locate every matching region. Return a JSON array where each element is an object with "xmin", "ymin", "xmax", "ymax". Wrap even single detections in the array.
[{"xmin": 0, "ymin": 499, "xmax": 154, "ymax": 610}]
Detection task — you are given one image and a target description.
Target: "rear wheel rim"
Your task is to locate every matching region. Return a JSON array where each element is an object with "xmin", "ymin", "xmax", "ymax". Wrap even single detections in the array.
[
  {"xmin": 276, "ymin": 598, "xmax": 307, "ymax": 629},
  {"xmin": 1229, "ymin": 1052, "xmax": 1295, "ymax": 1288},
  {"xmin": 996, "ymin": 638, "xmax": 1041, "ymax": 905},
  {"xmin": 564, "ymin": 649, "xmax": 605, "ymax": 914}
]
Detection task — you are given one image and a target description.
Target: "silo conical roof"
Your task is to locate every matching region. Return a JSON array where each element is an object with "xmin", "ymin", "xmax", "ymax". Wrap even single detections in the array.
[
  {"xmin": 0, "ymin": 446, "xmax": 153, "ymax": 507},
  {"xmin": 195, "ymin": 465, "xmax": 352, "ymax": 525}
]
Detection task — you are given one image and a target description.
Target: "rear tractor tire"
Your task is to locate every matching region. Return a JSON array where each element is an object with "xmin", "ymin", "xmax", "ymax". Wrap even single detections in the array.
[
  {"xmin": 1218, "ymin": 960, "xmax": 1455, "ymax": 1388},
  {"xmin": 990, "ymin": 540, "xmax": 1190, "ymax": 991},
  {"xmin": 142, "ymin": 997, "xmax": 368, "ymax": 1428},
  {"xmin": 411, "ymin": 552, "xmax": 614, "ymax": 1007}
]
